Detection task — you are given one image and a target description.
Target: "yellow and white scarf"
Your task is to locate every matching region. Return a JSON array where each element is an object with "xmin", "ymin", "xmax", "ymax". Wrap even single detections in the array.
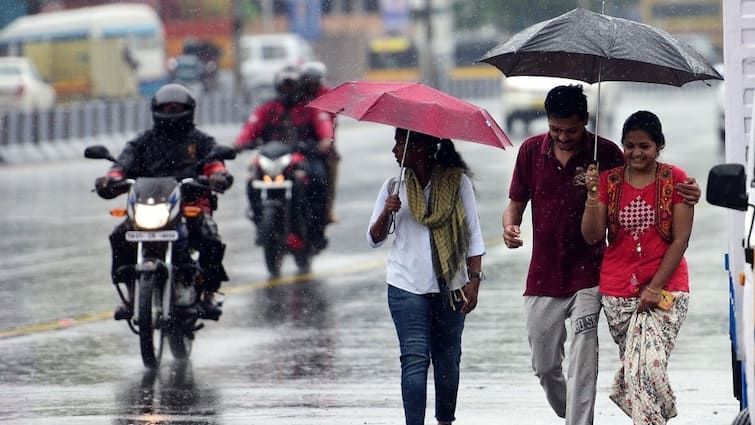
[{"xmin": 405, "ymin": 166, "xmax": 469, "ymax": 288}]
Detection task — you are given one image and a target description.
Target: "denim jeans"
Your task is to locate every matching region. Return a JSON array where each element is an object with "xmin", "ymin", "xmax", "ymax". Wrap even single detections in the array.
[{"xmin": 387, "ymin": 284, "xmax": 466, "ymax": 425}]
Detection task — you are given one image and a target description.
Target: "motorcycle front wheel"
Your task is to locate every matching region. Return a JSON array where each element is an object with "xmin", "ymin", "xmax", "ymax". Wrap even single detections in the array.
[
  {"xmin": 137, "ymin": 274, "xmax": 164, "ymax": 369},
  {"xmin": 167, "ymin": 319, "xmax": 194, "ymax": 360},
  {"xmin": 261, "ymin": 207, "xmax": 285, "ymax": 277}
]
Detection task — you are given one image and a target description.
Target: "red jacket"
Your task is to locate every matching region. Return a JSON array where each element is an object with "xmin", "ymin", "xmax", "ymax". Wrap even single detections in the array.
[{"xmin": 235, "ymin": 99, "xmax": 333, "ymax": 150}]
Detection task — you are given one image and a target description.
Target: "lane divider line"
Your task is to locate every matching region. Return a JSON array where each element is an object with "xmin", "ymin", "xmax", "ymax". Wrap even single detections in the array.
[{"xmin": 0, "ymin": 237, "xmax": 503, "ymax": 339}]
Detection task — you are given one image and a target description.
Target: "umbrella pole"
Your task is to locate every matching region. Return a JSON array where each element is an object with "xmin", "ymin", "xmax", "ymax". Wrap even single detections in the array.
[
  {"xmin": 594, "ymin": 0, "xmax": 607, "ymax": 163},
  {"xmin": 388, "ymin": 130, "xmax": 411, "ymax": 234},
  {"xmin": 590, "ymin": 61, "xmax": 603, "ymax": 197},
  {"xmin": 395, "ymin": 130, "xmax": 411, "ymax": 194},
  {"xmin": 593, "ymin": 69, "xmax": 602, "ymax": 162}
]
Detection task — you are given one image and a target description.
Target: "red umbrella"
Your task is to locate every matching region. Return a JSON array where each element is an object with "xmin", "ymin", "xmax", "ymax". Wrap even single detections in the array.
[{"xmin": 306, "ymin": 80, "xmax": 513, "ymax": 149}]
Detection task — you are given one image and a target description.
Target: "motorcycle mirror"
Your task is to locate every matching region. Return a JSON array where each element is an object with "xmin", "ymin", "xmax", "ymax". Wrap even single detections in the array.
[{"xmin": 84, "ymin": 145, "xmax": 117, "ymax": 162}]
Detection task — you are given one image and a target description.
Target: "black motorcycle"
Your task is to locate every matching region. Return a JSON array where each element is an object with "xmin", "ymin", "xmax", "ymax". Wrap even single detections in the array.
[
  {"xmin": 247, "ymin": 140, "xmax": 320, "ymax": 277},
  {"xmin": 85, "ymin": 144, "xmax": 235, "ymax": 368}
]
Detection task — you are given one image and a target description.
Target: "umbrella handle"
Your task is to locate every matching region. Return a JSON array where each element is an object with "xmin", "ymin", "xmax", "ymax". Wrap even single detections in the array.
[{"xmin": 587, "ymin": 161, "xmax": 599, "ymax": 197}]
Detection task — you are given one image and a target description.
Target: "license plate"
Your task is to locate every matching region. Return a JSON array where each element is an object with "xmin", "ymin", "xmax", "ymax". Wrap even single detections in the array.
[
  {"xmin": 251, "ymin": 180, "xmax": 293, "ymax": 190},
  {"xmin": 126, "ymin": 230, "xmax": 178, "ymax": 242}
]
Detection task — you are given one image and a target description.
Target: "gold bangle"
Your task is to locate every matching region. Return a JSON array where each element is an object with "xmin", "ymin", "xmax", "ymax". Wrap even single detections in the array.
[
  {"xmin": 585, "ymin": 199, "xmax": 600, "ymax": 208},
  {"xmin": 645, "ymin": 287, "xmax": 661, "ymax": 295}
]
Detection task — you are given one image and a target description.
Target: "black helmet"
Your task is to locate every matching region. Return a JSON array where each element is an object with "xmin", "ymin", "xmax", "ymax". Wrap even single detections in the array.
[
  {"xmin": 151, "ymin": 83, "xmax": 196, "ymax": 134},
  {"xmin": 274, "ymin": 66, "xmax": 301, "ymax": 107}
]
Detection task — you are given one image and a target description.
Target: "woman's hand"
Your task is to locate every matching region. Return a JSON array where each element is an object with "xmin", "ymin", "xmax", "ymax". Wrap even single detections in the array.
[
  {"xmin": 585, "ymin": 163, "xmax": 599, "ymax": 193},
  {"xmin": 383, "ymin": 194, "xmax": 401, "ymax": 214},
  {"xmin": 460, "ymin": 280, "xmax": 480, "ymax": 314},
  {"xmin": 638, "ymin": 287, "xmax": 662, "ymax": 312}
]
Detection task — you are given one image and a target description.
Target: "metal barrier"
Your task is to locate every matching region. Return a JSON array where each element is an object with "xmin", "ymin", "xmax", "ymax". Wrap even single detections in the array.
[
  {"xmin": 0, "ymin": 90, "xmax": 254, "ymax": 149},
  {"xmin": 0, "ymin": 79, "xmax": 506, "ymax": 153},
  {"xmin": 10, "ymin": 77, "xmax": 719, "ymax": 162}
]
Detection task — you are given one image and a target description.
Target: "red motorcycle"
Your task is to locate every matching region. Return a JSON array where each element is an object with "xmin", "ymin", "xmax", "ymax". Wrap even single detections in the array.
[{"xmin": 246, "ymin": 140, "xmax": 320, "ymax": 277}]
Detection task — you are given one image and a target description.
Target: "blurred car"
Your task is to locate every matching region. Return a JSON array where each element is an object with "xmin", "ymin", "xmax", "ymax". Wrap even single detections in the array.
[
  {"xmin": 239, "ymin": 33, "xmax": 315, "ymax": 104},
  {"xmin": 500, "ymin": 76, "xmax": 618, "ymax": 135},
  {"xmin": 167, "ymin": 54, "xmax": 210, "ymax": 95},
  {"xmin": 0, "ymin": 57, "xmax": 56, "ymax": 111},
  {"xmin": 180, "ymin": 38, "xmax": 221, "ymax": 91}
]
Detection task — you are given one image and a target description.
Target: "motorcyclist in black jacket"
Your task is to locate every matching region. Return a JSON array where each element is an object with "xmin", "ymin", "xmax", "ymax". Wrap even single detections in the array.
[{"xmin": 94, "ymin": 83, "xmax": 233, "ymax": 320}]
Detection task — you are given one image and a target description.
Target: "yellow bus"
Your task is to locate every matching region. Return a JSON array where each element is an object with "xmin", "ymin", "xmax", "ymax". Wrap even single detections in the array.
[
  {"xmin": 364, "ymin": 35, "xmax": 420, "ymax": 81},
  {"xmin": 639, "ymin": 0, "xmax": 722, "ymax": 53},
  {"xmin": 0, "ymin": 4, "xmax": 167, "ymax": 99},
  {"xmin": 363, "ymin": 32, "xmax": 502, "ymax": 82}
]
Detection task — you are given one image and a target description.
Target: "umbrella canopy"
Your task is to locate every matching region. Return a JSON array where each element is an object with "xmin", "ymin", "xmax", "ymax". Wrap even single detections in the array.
[
  {"xmin": 478, "ymin": 8, "xmax": 722, "ymax": 86},
  {"xmin": 306, "ymin": 80, "xmax": 513, "ymax": 149}
]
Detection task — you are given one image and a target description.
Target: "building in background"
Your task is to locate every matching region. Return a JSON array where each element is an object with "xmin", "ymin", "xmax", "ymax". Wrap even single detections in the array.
[{"xmin": 639, "ymin": 0, "xmax": 722, "ymax": 60}]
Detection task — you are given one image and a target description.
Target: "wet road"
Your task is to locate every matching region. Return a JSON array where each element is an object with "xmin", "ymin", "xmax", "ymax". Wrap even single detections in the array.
[{"xmin": 0, "ymin": 86, "xmax": 742, "ymax": 424}]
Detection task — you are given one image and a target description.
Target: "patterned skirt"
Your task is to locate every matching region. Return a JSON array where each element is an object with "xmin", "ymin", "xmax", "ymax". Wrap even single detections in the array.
[{"xmin": 601, "ymin": 292, "xmax": 690, "ymax": 425}]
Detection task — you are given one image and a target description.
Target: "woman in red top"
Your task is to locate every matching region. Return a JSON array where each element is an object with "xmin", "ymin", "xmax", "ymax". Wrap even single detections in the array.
[{"xmin": 581, "ymin": 110, "xmax": 694, "ymax": 424}]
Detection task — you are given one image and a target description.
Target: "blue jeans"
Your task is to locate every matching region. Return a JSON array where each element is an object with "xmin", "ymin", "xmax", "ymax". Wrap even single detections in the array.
[{"xmin": 387, "ymin": 284, "xmax": 466, "ymax": 425}]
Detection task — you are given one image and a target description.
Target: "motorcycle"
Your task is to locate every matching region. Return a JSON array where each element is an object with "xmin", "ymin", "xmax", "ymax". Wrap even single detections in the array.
[
  {"xmin": 84, "ymin": 144, "xmax": 235, "ymax": 369},
  {"xmin": 247, "ymin": 140, "xmax": 320, "ymax": 277}
]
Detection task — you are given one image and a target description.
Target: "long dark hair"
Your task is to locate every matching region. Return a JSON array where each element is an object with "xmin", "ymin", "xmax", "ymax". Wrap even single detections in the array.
[
  {"xmin": 621, "ymin": 110, "xmax": 666, "ymax": 150},
  {"xmin": 395, "ymin": 128, "xmax": 472, "ymax": 176}
]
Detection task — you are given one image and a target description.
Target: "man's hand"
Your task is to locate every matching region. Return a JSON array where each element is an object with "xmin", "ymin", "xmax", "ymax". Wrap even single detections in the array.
[
  {"xmin": 94, "ymin": 175, "xmax": 124, "ymax": 199},
  {"xmin": 94, "ymin": 175, "xmax": 111, "ymax": 191},
  {"xmin": 209, "ymin": 172, "xmax": 233, "ymax": 192},
  {"xmin": 676, "ymin": 176, "xmax": 700, "ymax": 206},
  {"xmin": 503, "ymin": 224, "xmax": 523, "ymax": 249}
]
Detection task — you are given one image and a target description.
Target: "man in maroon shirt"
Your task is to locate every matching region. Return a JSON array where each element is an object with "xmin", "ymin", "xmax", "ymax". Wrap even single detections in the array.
[{"xmin": 501, "ymin": 85, "xmax": 700, "ymax": 425}]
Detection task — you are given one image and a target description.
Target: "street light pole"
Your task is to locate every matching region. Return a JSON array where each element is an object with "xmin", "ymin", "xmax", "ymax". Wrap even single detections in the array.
[{"xmin": 232, "ymin": 0, "xmax": 243, "ymax": 93}]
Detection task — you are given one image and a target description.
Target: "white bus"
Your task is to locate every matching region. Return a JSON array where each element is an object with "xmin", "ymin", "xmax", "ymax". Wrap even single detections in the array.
[{"xmin": 0, "ymin": 3, "xmax": 167, "ymax": 98}]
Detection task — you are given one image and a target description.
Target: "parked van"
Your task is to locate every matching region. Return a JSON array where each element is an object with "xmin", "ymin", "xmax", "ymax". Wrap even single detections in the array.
[{"xmin": 239, "ymin": 33, "xmax": 315, "ymax": 104}]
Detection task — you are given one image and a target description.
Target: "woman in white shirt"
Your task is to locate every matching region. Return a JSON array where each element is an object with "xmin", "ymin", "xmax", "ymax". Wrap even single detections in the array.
[{"xmin": 367, "ymin": 128, "xmax": 485, "ymax": 425}]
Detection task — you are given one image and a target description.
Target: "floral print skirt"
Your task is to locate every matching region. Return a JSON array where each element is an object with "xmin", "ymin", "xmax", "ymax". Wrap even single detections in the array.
[{"xmin": 601, "ymin": 292, "xmax": 689, "ymax": 425}]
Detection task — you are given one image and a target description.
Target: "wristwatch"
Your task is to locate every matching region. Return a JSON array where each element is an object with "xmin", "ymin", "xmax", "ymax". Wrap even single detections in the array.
[{"xmin": 468, "ymin": 271, "xmax": 485, "ymax": 281}]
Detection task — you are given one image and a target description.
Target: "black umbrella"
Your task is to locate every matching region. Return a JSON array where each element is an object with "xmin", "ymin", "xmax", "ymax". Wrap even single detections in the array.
[
  {"xmin": 478, "ymin": 8, "xmax": 723, "ymax": 159},
  {"xmin": 478, "ymin": 8, "xmax": 722, "ymax": 86}
]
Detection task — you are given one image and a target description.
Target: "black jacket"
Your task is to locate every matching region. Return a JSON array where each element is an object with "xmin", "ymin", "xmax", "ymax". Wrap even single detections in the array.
[{"xmin": 111, "ymin": 127, "xmax": 222, "ymax": 180}]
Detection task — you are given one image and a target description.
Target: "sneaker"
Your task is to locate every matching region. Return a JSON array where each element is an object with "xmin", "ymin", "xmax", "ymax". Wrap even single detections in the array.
[
  {"xmin": 312, "ymin": 235, "xmax": 328, "ymax": 252},
  {"xmin": 114, "ymin": 304, "xmax": 133, "ymax": 320},
  {"xmin": 201, "ymin": 294, "xmax": 222, "ymax": 320}
]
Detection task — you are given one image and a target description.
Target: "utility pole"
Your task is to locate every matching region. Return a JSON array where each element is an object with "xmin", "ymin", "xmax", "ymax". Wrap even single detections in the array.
[
  {"xmin": 261, "ymin": 0, "xmax": 274, "ymax": 33},
  {"xmin": 413, "ymin": 0, "xmax": 453, "ymax": 91},
  {"xmin": 232, "ymin": 0, "xmax": 243, "ymax": 93}
]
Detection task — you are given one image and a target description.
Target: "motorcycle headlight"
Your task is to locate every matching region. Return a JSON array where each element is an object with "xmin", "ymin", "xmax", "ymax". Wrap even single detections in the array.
[
  {"xmin": 259, "ymin": 153, "xmax": 292, "ymax": 177},
  {"xmin": 133, "ymin": 203, "xmax": 171, "ymax": 229}
]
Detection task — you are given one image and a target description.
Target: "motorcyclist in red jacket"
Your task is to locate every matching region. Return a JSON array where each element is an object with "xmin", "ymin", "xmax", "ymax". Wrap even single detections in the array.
[
  {"xmin": 94, "ymin": 83, "xmax": 233, "ymax": 320},
  {"xmin": 235, "ymin": 66, "xmax": 334, "ymax": 250},
  {"xmin": 300, "ymin": 61, "xmax": 340, "ymax": 224}
]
